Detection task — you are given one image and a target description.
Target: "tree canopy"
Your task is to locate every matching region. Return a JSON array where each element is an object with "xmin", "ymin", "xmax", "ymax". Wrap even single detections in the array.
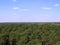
[{"xmin": 0, "ymin": 23, "xmax": 60, "ymax": 45}]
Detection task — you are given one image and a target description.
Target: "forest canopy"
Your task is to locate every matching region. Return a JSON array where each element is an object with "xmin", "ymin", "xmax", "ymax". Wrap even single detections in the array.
[{"xmin": 0, "ymin": 23, "xmax": 60, "ymax": 45}]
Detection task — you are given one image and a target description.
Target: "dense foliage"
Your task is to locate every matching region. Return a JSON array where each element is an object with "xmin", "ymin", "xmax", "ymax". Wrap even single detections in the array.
[{"xmin": 0, "ymin": 23, "xmax": 60, "ymax": 45}]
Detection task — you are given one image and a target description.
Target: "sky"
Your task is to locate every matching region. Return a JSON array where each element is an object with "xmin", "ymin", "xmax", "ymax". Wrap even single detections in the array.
[{"xmin": 0, "ymin": 0, "xmax": 60, "ymax": 22}]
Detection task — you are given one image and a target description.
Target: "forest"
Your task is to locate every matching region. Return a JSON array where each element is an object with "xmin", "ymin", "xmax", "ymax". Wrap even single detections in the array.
[{"xmin": 0, "ymin": 23, "xmax": 60, "ymax": 45}]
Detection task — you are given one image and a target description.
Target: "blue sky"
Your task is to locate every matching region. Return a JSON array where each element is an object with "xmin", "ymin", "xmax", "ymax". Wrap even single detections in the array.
[{"xmin": 0, "ymin": 0, "xmax": 60, "ymax": 22}]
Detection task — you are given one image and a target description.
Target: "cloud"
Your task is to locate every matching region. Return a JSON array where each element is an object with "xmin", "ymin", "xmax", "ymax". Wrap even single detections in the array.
[
  {"xmin": 12, "ymin": 6, "xmax": 29, "ymax": 12},
  {"xmin": 20, "ymin": 9, "xmax": 29, "ymax": 11},
  {"xmin": 12, "ymin": 0, "xmax": 16, "ymax": 2},
  {"xmin": 54, "ymin": 4, "xmax": 60, "ymax": 7},
  {"xmin": 42, "ymin": 7, "xmax": 51, "ymax": 10},
  {"xmin": 22, "ymin": 9, "xmax": 29, "ymax": 11},
  {"xmin": 12, "ymin": 7, "xmax": 19, "ymax": 10}
]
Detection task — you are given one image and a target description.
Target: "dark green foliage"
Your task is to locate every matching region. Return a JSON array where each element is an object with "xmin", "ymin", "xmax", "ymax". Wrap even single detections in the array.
[{"xmin": 0, "ymin": 23, "xmax": 60, "ymax": 45}]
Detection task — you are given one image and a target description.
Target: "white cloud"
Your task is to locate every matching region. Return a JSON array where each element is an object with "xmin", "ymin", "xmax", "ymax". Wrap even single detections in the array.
[
  {"xmin": 42, "ymin": 7, "xmax": 51, "ymax": 10},
  {"xmin": 12, "ymin": 7, "xmax": 19, "ymax": 10},
  {"xmin": 12, "ymin": 6, "xmax": 29, "ymax": 11},
  {"xmin": 12, "ymin": 0, "xmax": 16, "ymax": 2},
  {"xmin": 22, "ymin": 9, "xmax": 29, "ymax": 11},
  {"xmin": 54, "ymin": 4, "xmax": 60, "ymax": 7}
]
